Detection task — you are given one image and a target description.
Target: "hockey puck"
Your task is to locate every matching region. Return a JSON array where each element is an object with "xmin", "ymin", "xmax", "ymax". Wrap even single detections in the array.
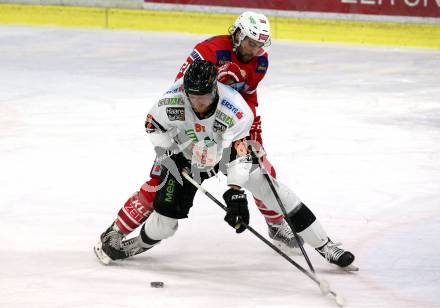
[{"xmin": 150, "ymin": 281, "xmax": 164, "ymax": 288}]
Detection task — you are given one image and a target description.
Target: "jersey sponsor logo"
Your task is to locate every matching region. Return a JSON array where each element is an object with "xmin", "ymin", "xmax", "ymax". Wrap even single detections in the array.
[
  {"xmin": 256, "ymin": 56, "xmax": 268, "ymax": 74},
  {"xmin": 165, "ymin": 85, "xmax": 185, "ymax": 95},
  {"xmin": 158, "ymin": 97, "xmax": 184, "ymax": 107},
  {"xmin": 166, "ymin": 107, "xmax": 185, "ymax": 121},
  {"xmin": 185, "ymin": 129, "xmax": 199, "ymax": 142},
  {"xmin": 215, "ymin": 110, "xmax": 235, "ymax": 127},
  {"xmin": 221, "ymin": 99, "xmax": 243, "ymax": 120},
  {"xmin": 213, "ymin": 120, "xmax": 227, "ymax": 133},
  {"xmin": 165, "ymin": 178, "xmax": 176, "ymax": 203},
  {"xmin": 195, "ymin": 123, "xmax": 205, "ymax": 132},
  {"xmin": 231, "ymin": 194, "xmax": 245, "ymax": 200},
  {"xmin": 216, "ymin": 50, "xmax": 232, "ymax": 66}
]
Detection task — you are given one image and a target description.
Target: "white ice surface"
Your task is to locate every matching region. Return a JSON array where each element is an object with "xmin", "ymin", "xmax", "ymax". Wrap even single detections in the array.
[{"xmin": 1, "ymin": 26, "xmax": 439, "ymax": 308}]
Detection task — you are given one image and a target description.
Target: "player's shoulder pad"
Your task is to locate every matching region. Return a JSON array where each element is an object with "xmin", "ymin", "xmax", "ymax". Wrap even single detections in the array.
[
  {"xmin": 215, "ymin": 83, "xmax": 253, "ymax": 130},
  {"xmin": 154, "ymin": 79, "xmax": 187, "ymax": 122},
  {"xmin": 194, "ymin": 35, "xmax": 230, "ymax": 63},
  {"xmin": 203, "ymin": 35, "xmax": 230, "ymax": 47},
  {"xmin": 163, "ymin": 78, "xmax": 185, "ymax": 96}
]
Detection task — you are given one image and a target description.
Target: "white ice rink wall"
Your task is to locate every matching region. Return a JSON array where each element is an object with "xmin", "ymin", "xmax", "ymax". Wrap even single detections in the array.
[{"xmin": 0, "ymin": 0, "xmax": 439, "ymax": 48}]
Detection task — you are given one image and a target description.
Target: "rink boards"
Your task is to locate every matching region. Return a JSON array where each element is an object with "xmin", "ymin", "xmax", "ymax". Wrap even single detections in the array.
[{"xmin": 0, "ymin": 3, "xmax": 440, "ymax": 48}]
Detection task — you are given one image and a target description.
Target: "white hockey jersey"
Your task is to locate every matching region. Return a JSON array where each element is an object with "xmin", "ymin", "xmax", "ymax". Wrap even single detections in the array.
[{"xmin": 145, "ymin": 79, "xmax": 254, "ymax": 187}]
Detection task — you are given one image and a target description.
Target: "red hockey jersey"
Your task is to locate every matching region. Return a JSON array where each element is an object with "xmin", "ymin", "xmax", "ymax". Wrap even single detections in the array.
[{"xmin": 175, "ymin": 35, "xmax": 269, "ymax": 116}]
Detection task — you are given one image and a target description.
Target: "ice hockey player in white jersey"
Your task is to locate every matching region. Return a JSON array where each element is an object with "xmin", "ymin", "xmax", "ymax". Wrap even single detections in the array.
[
  {"xmin": 94, "ymin": 60, "xmax": 255, "ymax": 263},
  {"xmin": 94, "ymin": 60, "xmax": 355, "ymax": 269}
]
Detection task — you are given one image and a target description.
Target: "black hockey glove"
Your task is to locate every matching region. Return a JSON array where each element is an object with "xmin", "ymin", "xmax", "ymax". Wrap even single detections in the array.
[{"xmin": 223, "ymin": 188, "xmax": 249, "ymax": 233}]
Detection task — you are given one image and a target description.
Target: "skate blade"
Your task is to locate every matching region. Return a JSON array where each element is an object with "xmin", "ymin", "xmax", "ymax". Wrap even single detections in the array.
[
  {"xmin": 343, "ymin": 264, "xmax": 359, "ymax": 271},
  {"xmin": 93, "ymin": 241, "xmax": 112, "ymax": 265},
  {"xmin": 272, "ymin": 240, "xmax": 303, "ymax": 255}
]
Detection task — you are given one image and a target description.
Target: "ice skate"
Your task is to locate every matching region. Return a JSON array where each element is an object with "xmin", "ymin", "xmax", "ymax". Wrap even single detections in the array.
[
  {"xmin": 93, "ymin": 240, "xmax": 113, "ymax": 265},
  {"xmin": 268, "ymin": 220, "xmax": 304, "ymax": 252},
  {"xmin": 120, "ymin": 236, "xmax": 151, "ymax": 258},
  {"xmin": 94, "ymin": 223, "xmax": 126, "ymax": 264},
  {"xmin": 316, "ymin": 238, "xmax": 355, "ymax": 268},
  {"xmin": 94, "ymin": 223, "xmax": 153, "ymax": 265}
]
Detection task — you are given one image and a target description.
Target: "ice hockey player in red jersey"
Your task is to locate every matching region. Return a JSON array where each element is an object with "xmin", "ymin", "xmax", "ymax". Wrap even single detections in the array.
[{"xmin": 94, "ymin": 12, "xmax": 355, "ymax": 268}]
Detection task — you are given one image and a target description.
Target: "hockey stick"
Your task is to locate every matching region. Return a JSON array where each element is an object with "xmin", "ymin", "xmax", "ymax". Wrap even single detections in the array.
[
  {"xmin": 181, "ymin": 169, "xmax": 346, "ymax": 307},
  {"xmin": 250, "ymin": 146, "xmax": 317, "ymax": 274}
]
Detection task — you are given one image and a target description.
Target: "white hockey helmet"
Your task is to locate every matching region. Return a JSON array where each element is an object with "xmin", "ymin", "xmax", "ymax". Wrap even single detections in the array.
[{"xmin": 231, "ymin": 11, "xmax": 271, "ymax": 48}]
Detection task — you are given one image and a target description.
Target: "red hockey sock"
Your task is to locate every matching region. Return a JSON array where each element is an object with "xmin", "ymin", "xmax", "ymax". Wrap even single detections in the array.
[{"xmin": 115, "ymin": 177, "xmax": 159, "ymax": 235}]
